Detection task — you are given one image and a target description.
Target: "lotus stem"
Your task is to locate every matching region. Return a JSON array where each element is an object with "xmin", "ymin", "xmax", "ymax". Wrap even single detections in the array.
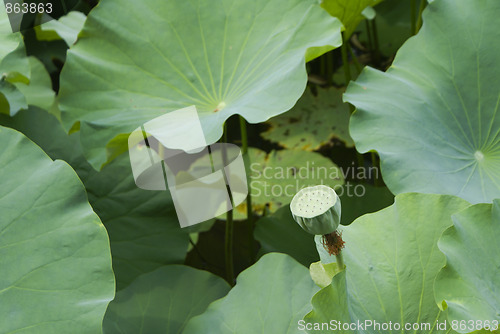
[
  {"xmin": 341, "ymin": 32, "xmax": 351, "ymax": 87},
  {"xmin": 322, "ymin": 231, "xmax": 346, "ymax": 269},
  {"xmin": 326, "ymin": 52, "xmax": 334, "ymax": 86},
  {"xmin": 371, "ymin": 19, "xmax": 380, "ymax": 66},
  {"xmin": 223, "ymin": 123, "xmax": 235, "ymax": 285},
  {"xmin": 410, "ymin": 0, "xmax": 417, "ymax": 35},
  {"xmin": 357, "ymin": 153, "xmax": 365, "ymax": 169},
  {"xmin": 415, "ymin": 0, "xmax": 427, "ymax": 35},
  {"xmin": 61, "ymin": 0, "xmax": 67, "ymax": 13},
  {"xmin": 239, "ymin": 116, "xmax": 255, "ymax": 262},
  {"xmin": 371, "ymin": 151, "xmax": 381, "ymax": 186},
  {"xmin": 225, "ymin": 207, "xmax": 234, "ymax": 285},
  {"xmin": 365, "ymin": 20, "xmax": 374, "ymax": 58},
  {"xmin": 336, "ymin": 252, "xmax": 344, "ymax": 269},
  {"xmin": 189, "ymin": 236, "xmax": 209, "ymax": 265},
  {"xmin": 348, "ymin": 43, "xmax": 362, "ymax": 74},
  {"xmin": 320, "ymin": 56, "xmax": 326, "ymax": 79}
]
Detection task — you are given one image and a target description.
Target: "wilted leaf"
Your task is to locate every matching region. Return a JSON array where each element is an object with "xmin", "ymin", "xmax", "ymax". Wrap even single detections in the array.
[
  {"xmin": 261, "ymin": 87, "xmax": 353, "ymax": 150},
  {"xmin": 240, "ymin": 147, "xmax": 343, "ymax": 215}
]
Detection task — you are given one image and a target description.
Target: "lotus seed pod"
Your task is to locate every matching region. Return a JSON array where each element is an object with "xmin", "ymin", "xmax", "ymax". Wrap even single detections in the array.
[{"xmin": 290, "ymin": 185, "xmax": 341, "ymax": 235}]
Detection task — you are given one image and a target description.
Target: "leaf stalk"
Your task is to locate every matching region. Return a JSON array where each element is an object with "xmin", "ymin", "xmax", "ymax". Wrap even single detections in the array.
[{"xmin": 239, "ymin": 116, "xmax": 255, "ymax": 262}]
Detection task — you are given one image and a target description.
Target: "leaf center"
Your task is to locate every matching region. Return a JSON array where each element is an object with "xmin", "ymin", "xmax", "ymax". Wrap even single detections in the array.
[
  {"xmin": 474, "ymin": 150, "xmax": 485, "ymax": 162},
  {"xmin": 214, "ymin": 101, "xmax": 227, "ymax": 112}
]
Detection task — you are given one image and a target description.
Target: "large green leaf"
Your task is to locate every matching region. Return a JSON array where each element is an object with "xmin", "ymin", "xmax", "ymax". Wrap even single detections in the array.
[
  {"xmin": 306, "ymin": 193, "xmax": 470, "ymax": 333},
  {"xmin": 321, "ymin": 0, "xmax": 383, "ymax": 38},
  {"xmin": 0, "ymin": 126, "xmax": 115, "ymax": 333},
  {"xmin": 345, "ymin": 0, "xmax": 500, "ymax": 204},
  {"xmin": 0, "ymin": 107, "xmax": 190, "ymax": 291},
  {"xmin": 84, "ymin": 154, "xmax": 190, "ymax": 290},
  {"xmin": 59, "ymin": 0, "xmax": 343, "ymax": 169},
  {"xmin": 261, "ymin": 87, "xmax": 354, "ymax": 150},
  {"xmin": 183, "ymin": 253, "xmax": 319, "ymax": 334},
  {"xmin": 435, "ymin": 199, "xmax": 500, "ymax": 331},
  {"xmin": 254, "ymin": 205, "xmax": 319, "ymax": 267},
  {"xmin": 103, "ymin": 265, "xmax": 230, "ymax": 334}
]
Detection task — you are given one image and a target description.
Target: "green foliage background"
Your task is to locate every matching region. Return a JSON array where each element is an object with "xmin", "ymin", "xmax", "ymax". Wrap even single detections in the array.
[{"xmin": 0, "ymin": 0, "xmax": 499, "ymax": 333}]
